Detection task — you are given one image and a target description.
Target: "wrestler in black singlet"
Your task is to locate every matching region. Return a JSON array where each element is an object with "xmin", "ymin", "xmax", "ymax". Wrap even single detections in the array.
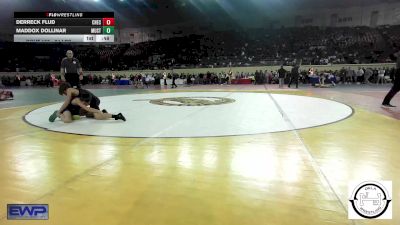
[{"xmin": 65, "ymin": 88, "xmax": 100, "ymax": 115}]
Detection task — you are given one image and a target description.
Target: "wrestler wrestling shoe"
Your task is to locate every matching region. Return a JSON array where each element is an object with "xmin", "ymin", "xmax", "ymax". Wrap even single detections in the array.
[
  {"xmin": 49, "ymin": 110, "xmax": 58, "ymax": 122},
  {"xmin": 114, "ymin": 113, "xmax": 126, "ymax": 121}
]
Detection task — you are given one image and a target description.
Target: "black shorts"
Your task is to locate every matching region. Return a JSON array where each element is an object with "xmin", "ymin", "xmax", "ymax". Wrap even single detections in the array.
[
  {"xmin": 76, "ymin": 96, "xmax": 100, "ymax": 112},
  {"xmin": 66, "ymin": 104, "xmax": 81, "ymax": 116},
  {"xmin": 90, "ymin": 96, "xmax": 100, "ymax": 110},
  {"xmin": 63, "ymin": 96, "xmax": 100, "ymax": 116}
]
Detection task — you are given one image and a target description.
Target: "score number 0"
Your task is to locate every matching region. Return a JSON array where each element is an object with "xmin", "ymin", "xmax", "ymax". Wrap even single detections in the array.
[{"xmin": 102, "ymin": 18, "xmax": 115, "ymax": 26}]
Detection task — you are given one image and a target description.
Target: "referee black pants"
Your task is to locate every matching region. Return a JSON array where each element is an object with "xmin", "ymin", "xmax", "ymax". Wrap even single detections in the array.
[
  {"xmin": 382, "ymin": 76, "xmax": 400, "ymax": 105},
  {"xmin": 65, "ymin": 73, "xmax": 81, "ymax": 88}
]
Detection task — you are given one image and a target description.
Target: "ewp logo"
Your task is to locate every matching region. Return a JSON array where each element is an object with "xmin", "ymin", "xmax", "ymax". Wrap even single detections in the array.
[{"xmin": 7, "ymin": 204, "xmax": 48, "ymax": 220}]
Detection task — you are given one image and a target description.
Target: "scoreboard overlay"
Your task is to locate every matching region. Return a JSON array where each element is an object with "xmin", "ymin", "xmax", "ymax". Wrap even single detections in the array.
[{"xmin": 14, "ymin": 12, "xmax": 114, "ymax": 43}]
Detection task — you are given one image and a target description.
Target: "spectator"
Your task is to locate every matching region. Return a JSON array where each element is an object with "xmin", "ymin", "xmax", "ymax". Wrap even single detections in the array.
[{"xmin": 278, "ymin": 66, "xmax": 286, "ymax": 88}]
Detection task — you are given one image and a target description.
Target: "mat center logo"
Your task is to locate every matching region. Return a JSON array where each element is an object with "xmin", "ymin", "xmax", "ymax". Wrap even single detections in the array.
[
  {"xmin": 149, "ymin": 97, "xmax": 235, "ymax": 106},
  {"xmin": 348, "ymin": 181, "xmax": 392, "ymax": 219}
]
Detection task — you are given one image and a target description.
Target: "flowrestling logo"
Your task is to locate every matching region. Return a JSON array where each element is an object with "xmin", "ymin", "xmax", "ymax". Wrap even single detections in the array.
[
  {"xmin": 7, "ymin": 204, "xmax": 48, "ymax": 220},
  {"xmin": 348, "ymin": 181, "xmax": 392, "ymax": 219}
]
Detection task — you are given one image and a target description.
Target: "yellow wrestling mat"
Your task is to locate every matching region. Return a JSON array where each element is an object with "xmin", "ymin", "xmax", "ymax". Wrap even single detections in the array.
[{"xmin": 1, "ymin": 89, "xmax": 400, "ymax": 225}]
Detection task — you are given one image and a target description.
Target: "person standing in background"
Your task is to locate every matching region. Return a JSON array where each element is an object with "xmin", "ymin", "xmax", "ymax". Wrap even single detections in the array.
[
  {"xmin": 364, "ymin": 68, "xmax": 373, "ymax": 84},
  {"xmin": 346, "ymin": 67, "xmax": 353, "ymax": 84},
  {"xmin": 288, "ymin": 64, "xmax": 300, "ymax": 89},
  {"xmin": 60, "ymin": 50, "xmax": 83, "ymax": 88},
  {"xmin": 163, "ymin": 69, "xmax": 167, "ymax": 87},
  {"xmin": 357, "ymin": 67, "xmax": 364, "ymax": 84},
  {"xmin": 171, "ymin": 73, "xmax": 178, "ymax": 88},
  {"xmin": 377, "ymin": 68, "xmax": 386, "ymax": 84},
  {"xmin": 278, "ymin": 66, "xmax": 286, "ymax": 88},
  {"xmin": 227, "ymin": 70, "xmax": 232, "ymax": 85}
]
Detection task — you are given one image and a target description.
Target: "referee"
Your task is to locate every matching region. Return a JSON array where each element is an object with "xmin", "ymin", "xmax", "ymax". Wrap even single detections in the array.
[
  {"xmin": 60, "ymin": 50, "xmax": 83, "ymax": 88},
  {"xmin": 382, "ymin": 49, "xmax": 400, "ymax": 107}
]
